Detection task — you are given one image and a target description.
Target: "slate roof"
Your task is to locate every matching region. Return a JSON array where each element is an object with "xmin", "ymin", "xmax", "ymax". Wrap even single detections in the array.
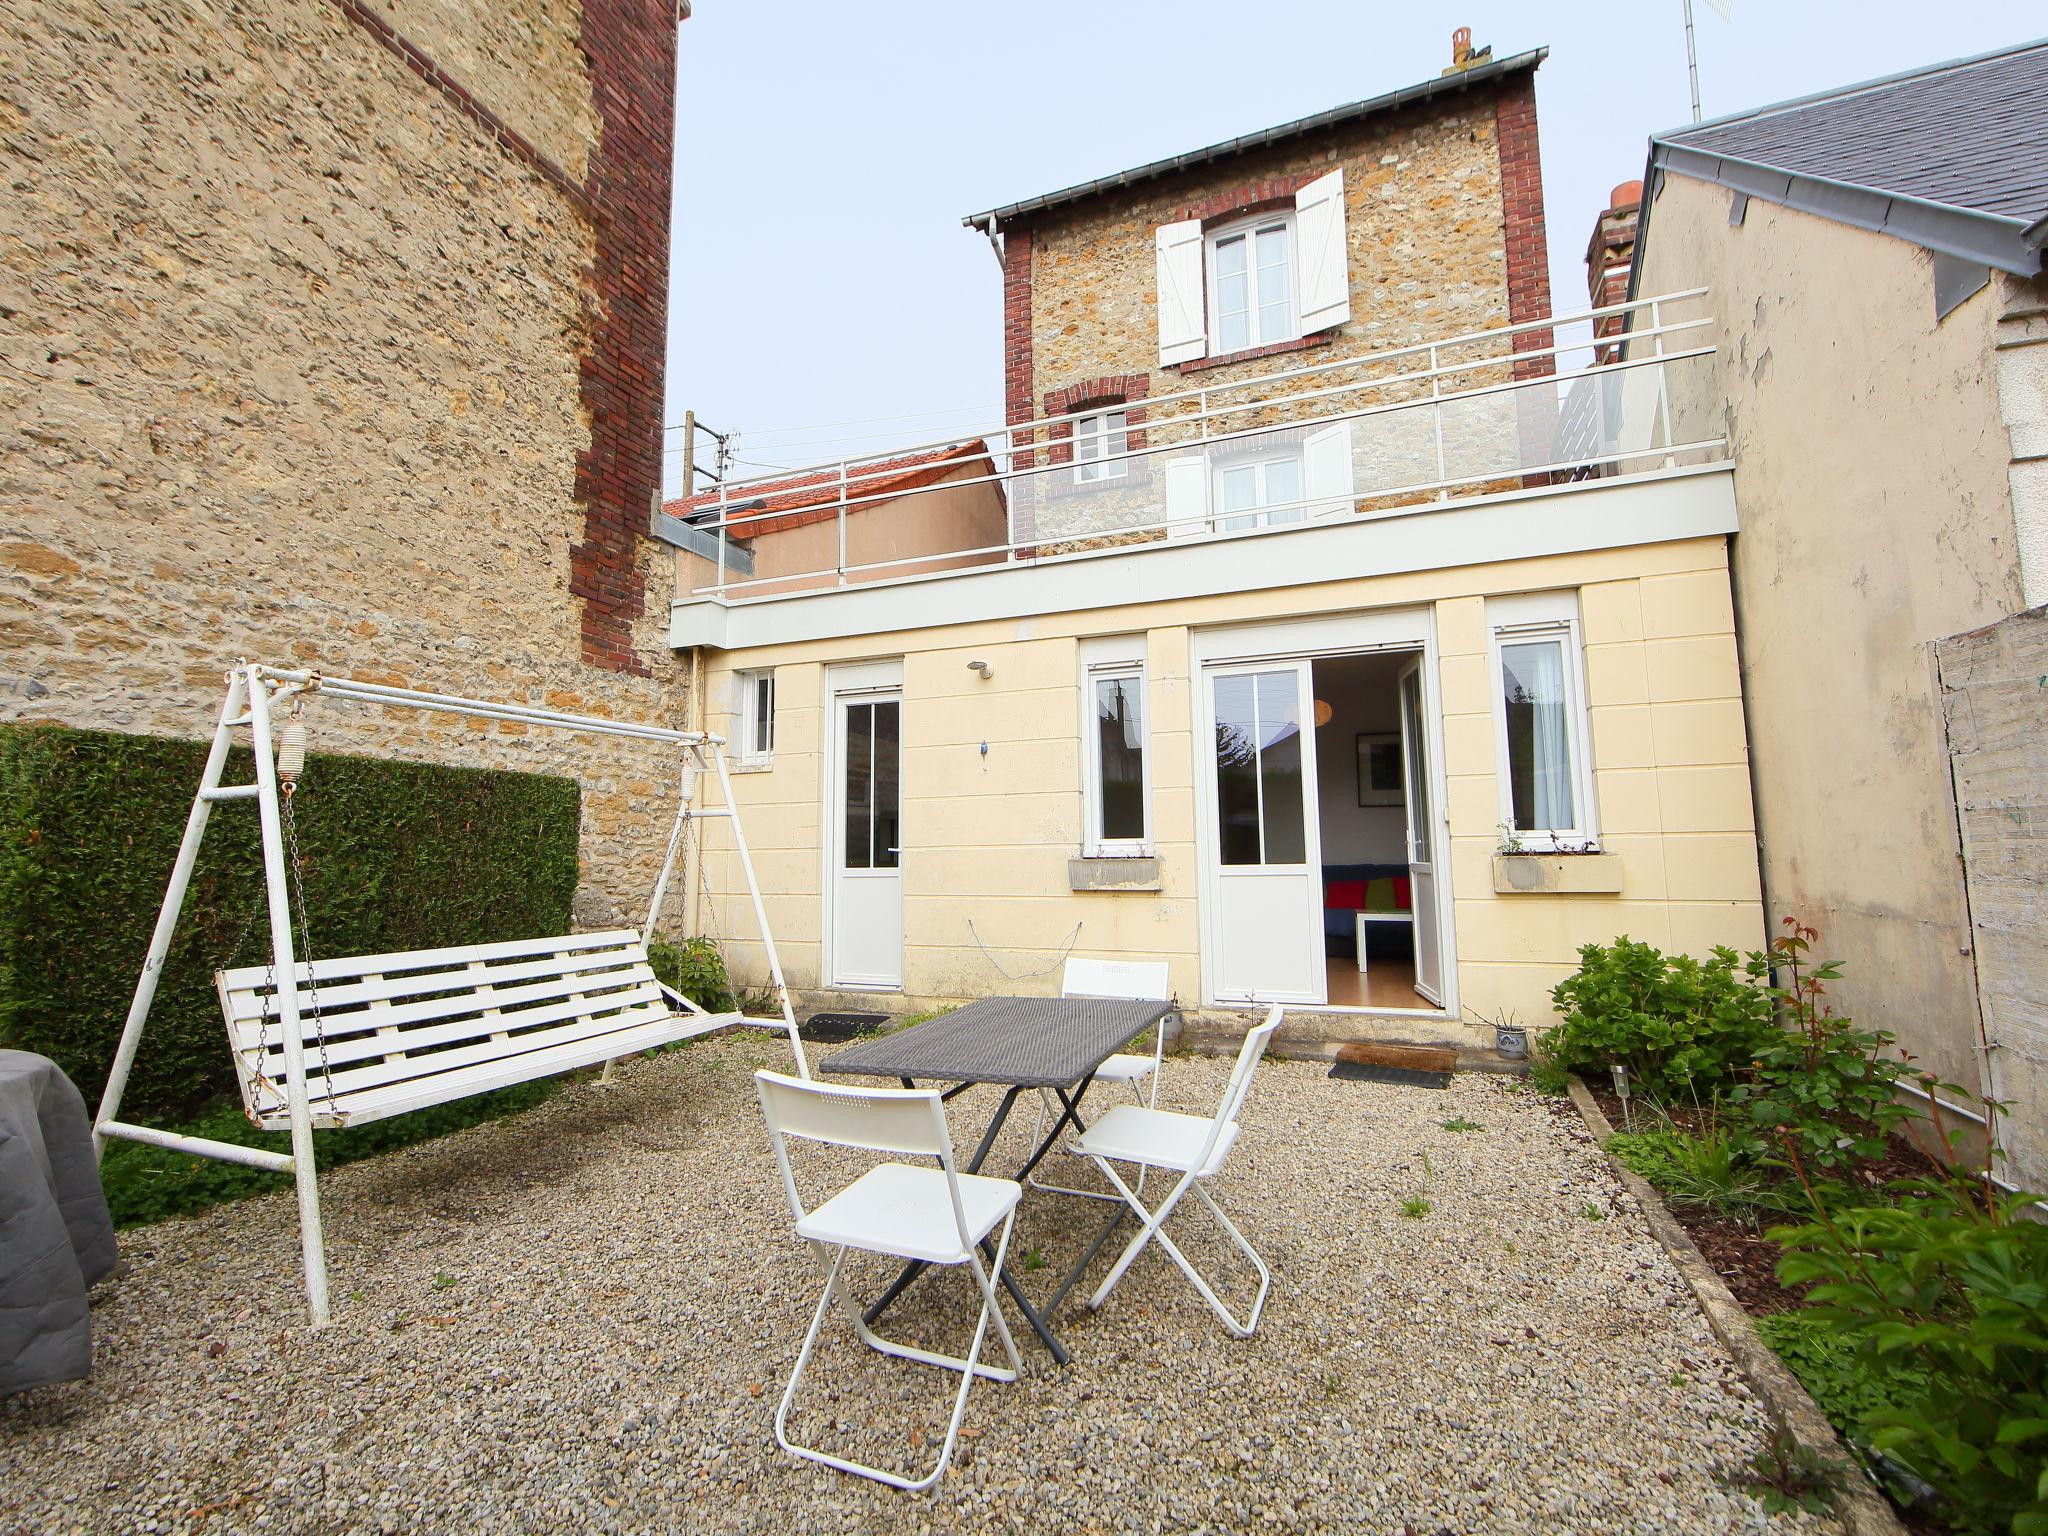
[
  {"xmin": 1648, "ymin": 37, "xmax": 2048, "ymax": 275},
  {"xmin": 963, "ymin": 48, "xmax": 1545, "ymax": 230}
]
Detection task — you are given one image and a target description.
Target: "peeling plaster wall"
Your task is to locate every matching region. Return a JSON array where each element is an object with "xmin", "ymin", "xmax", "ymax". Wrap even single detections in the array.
[{"xmin": 1636, "ymin": 175, "xmax": 2028, "ymax": 1093}]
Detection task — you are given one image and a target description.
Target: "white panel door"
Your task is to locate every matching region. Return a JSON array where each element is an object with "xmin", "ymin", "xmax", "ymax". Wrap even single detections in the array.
[
  {"xmin": 829, "ymin": 689, "xmax": 903, "ymax": 989},
  {"xmin": 1398, "ymin": 659, "xmax": 1443, "ymax": 1006},
  {"xmin": 1203, "ymin": 660, "xmax": 1325, "ymax": 1004}
]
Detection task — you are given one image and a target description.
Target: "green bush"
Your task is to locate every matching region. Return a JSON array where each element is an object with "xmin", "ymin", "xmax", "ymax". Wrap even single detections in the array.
[
  {"xmin": 0, "ymin": 724, "xmax": 580, "ymax": 1122},
  {"xmin": 1729, "ymin": 921, "xmax": 1918, "ymax": 1176},
  {"xmin": 1756, "ymin": 1310, "xmax": 1930, "ymax": 1442},
  {"xmin": 1606, "ymin": 1122, "xmax": 1802, "ymax": 1223},
  {"xmin": 1547, "ymin": 936, "xmax": 1777, "ymax": 1099},
  {"xmin": 1773, "ymin": 1185, "xmax": 2048, "ymax": 1535},
  {"xmin": 647, "ymin": 935, "xmax": 737, "ymax": 1013}
]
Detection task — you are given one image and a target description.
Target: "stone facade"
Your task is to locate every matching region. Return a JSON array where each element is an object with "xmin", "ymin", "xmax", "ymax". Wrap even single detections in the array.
[
  {"xmin": 0, "ymin": 0, "xmax": 683, "ymax": 923},
  {"xmin": 996, "ymin": 61, "xmax": 1553, "ymax": 548}
]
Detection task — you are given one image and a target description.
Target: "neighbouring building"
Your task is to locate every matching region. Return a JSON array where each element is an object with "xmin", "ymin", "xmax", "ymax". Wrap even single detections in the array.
[
  {"xmin": 0, "ymin": 0, "xmax": 685, "ymax": 922},
  {"xmin": 673, "ymin": 38, "xmax": 1766, "ymax": 1050},
  {"xmin": 1624, "ymin": 39, "xmax": 2048, "ymax": 1181}
]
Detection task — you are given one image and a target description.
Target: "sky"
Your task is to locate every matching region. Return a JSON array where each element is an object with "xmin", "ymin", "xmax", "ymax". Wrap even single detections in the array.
[{"xmin": 662, "ymin": 1, "xmax": 2044, "ymax": 499}]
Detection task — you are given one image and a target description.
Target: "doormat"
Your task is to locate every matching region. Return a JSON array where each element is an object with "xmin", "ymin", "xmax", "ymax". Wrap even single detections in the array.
[
  {"xmin": 1327, "ymin": 1041, "xmax": 1456, "ymax": 1090},
  {"xmin": 1329, "ymin": 1060, "xmax": 1452, "ymax": 1090},
  {"xmin": 802, "ymin": 1011, "xmax": 891, "ymax": 1043}
]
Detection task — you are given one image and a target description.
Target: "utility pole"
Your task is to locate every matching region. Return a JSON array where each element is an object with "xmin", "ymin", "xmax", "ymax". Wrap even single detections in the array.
[{"xmin": 681, "ymin": 407, "xmax": 695, "ymax": 496}]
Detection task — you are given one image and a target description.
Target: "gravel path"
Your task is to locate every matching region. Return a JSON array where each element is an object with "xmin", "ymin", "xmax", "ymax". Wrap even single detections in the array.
[{"xmin": 2, "ymin": 1037, "xmax": 1835, "ymax": 1535}]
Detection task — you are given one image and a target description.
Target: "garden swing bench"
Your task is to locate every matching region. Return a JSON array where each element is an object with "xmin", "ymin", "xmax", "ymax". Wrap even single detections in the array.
[{"xmin": 92, "ymin": 662, "xmax": 806, "ymax": 1326}]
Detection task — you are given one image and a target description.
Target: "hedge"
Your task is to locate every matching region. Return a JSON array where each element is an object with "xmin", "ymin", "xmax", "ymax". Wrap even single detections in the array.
[{"xmin": 0, "ymin": 723, "xmax": 582, "ymax": 1125}]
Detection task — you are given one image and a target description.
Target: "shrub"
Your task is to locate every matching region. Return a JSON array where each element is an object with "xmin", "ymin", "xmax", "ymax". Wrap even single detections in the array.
[
  {"xmin": 647, "ymin": 935, "xmax": 737, "ymax": 1013},
  {"xmin": 1729, "ymin": 921, "xmax": 1918, "ymax": 1175},
  {"xmin": 0, "ymin": 724, "xmax": 580, "ymax": 1122},
  {"xmin": 1607, "ymin": 1121, "xmax": 1803, "ymax": 1224},
  {"xmin": 1773, "ymin": 1183, "xmax": 2048, "ymax": 1535},
  {"xmin": 1547, "ymin": 936, "xmax": 1776, "ymax": 1099},
  {"xmin": 1756, "ymin": 1310, "xmax": 1930, "ymax": 1443}
]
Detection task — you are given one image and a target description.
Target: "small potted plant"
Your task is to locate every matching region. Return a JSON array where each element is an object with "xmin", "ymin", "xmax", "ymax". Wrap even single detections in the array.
[{"xmin": 1468, "ymin": 1005, "xmax": 1528, "ymax": 1060}]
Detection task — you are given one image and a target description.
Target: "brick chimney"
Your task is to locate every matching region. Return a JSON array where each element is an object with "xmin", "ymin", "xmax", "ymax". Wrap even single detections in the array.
[{"xmin": 1584, "ymin": 179, "xmax": 1643, "ymax": 362}]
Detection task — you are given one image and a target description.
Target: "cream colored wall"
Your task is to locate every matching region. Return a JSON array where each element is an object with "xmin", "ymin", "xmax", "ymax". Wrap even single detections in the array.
[
  {"xmin": 691, "ymin": 535, "xmax": 1759, "ymax": 1033},
  {"xmin": 1635, "ymin": 178, "xmax": 2027, "ymax": 1091}
]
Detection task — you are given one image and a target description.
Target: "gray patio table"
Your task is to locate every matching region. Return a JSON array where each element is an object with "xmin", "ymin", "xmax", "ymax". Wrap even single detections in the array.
[{"xmin": 819, "ymin": 994, "xmax": 1172, "ymax": 1366}]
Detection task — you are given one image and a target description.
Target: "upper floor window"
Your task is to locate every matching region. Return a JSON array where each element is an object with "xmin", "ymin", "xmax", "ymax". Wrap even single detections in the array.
[
  {"xmin": 1215, "ymin": 449, "xmax": 1303, "ymax": 531},
  {"xmin": 1487, "ymin": 594, "xmax": 1597, "ymax": 851},
  {"xmin": 1074, "ymin": 409, "xmax": 1128, "ymax": 484},
  {"xmin": 1209, "ymin": 216, "xmax": 1295, "ymax": 355},
  {"xmin": 734, "ymin": 668, "xmax": 774, "ymax": 763},
  {"xmin": 1155, "ymin": 167, "xmax": 1350, "ymax": 367}
]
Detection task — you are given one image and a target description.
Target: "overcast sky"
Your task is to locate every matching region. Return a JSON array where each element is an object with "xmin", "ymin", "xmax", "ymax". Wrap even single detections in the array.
[{"xmin": 662, "ymin": 2, "xmax": 2043, "ymax": 497}]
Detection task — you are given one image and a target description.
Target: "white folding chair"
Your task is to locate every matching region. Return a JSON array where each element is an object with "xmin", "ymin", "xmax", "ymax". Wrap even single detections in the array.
[
  {"xmin": 1026, "ymin": 957, "xmax": 1175, "ymax": 1201},
  {"xmin": 1070, "ymin": 1006, "xmax": 1283, "ymax": 1338},
  {"xmin": 754, "ymin": 1070, "xmax": 1023, "ymax": 1492}
]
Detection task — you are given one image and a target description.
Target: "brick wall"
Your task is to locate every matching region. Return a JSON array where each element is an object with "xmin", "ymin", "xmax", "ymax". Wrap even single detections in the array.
[{"xmin": 0, "ymin": 0, "xmax": 684, "ymax": 922}]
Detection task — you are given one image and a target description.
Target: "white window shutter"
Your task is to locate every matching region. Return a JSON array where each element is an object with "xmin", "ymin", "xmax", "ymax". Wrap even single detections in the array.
[
  {"xmin": 1302, "ymin": 422, "xmax": 1355, "ymax": 518},
  {"xmin": 1155, "ymin": 219, "xmax": 1206, "ymax": 365},
  {"xmin": 1163, "ymin": 453, "xmax": 1210, "ymax": 539},
  {"xmin": 1294, "ymin": 169, "xmax": 1350, "ymax": 335}
]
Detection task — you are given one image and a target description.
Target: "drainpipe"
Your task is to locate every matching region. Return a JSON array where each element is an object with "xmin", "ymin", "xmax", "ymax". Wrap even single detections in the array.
[
  {"xmin": 686, "ymin": 643, "xmax": 705, "ymax": 940},
  {"xmin": 978, "ymin": 215, "xmax": 1004, "ymax": 270}
]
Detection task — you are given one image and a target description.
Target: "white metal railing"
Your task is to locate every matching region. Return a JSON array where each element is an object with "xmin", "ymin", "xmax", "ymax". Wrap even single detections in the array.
[{"xmin": 684, "ymin": 290, "xmax": 1724, "ymax": 601}]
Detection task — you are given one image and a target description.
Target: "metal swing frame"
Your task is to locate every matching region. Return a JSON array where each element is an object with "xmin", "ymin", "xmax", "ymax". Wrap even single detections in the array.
[{"xmin": 93, "ymin": 661, "xmax": 804, "ymax": 1326}]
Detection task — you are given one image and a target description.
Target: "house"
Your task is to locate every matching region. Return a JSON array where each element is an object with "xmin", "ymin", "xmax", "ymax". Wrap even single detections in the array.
[
  {"xmin": 0, "ymin": 0, "xmax": 686, "ymax": 927},
  {"xmin": 662, "ymin": 439, "xmax": 1009, "ymax": 599},
  {"xmin": 1623, "ymin": 38, "xmax": 2048, "ymax": 1180},
  {"xmin": 670, "ymin": 36, "xmax": 1764, "ymax": 1047}
]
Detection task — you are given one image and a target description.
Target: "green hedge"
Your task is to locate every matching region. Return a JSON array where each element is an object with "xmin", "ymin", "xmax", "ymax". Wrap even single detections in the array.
[{"xmin": 0, "ymin": 723, "xmax": 581, "ymax": 1124}]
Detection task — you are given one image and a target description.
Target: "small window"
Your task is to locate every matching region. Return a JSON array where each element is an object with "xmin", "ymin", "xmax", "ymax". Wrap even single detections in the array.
[
  {"xmin": 1081, "ymin": 642, "xmax": 1149, "ymax": 855},
  {"xmin": 1488, "ymin": 598, "xmax": 1597, "ymax": 850},
  {"xmin": 734, "ymin": 668, "xmax": 774, "ymax": 762},
  {"xmin": 1214, "ymin": 450, "xmax": 1304, "ymax": 531},
  {"xmin": 1208, "ymin": 215, "xmax": 1295, "ymax": 355},
  {"xmin": 1073, "ymin": 409, "xmax": 1128, "ymax": 485}
]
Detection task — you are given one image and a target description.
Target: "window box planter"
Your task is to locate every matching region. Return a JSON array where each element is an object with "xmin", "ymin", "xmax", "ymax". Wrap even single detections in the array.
[
  {"xmin": 1069, "ymin": 856, "xmax": 1162, "ymax": 892},
  {"xmin": 1492, "ymin": 852, "xmax": 1624, "ymax": 895}
]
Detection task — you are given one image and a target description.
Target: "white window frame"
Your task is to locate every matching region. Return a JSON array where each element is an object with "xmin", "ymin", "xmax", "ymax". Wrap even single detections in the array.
[
  {"xmin": 1205, "ymin": 212, "xmax": 1298, "ymax": 357},
  {"xmin": 1211, "ymin": 446, "xmax": 1305, "ymax": 531},
  {"xmin": 1079, "ymin": 637, "xmax": 1151, "ymax": 857},
  {"xmin": 1073, "ymin": 408, "xmax": 1128, "ymax": 485},
  {"xmin": 733, "ymin": 667, "xmax": 775, "ymax": 765},
  {"xmin": 1486, "ymin": 593, "xmax": 1598, "ymax": 852}
]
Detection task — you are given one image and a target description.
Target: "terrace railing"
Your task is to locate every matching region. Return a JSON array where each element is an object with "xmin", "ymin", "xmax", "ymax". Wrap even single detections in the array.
[{"xmin": 687, "ymin": 290, "xmax": 1723, "ymax": 601}]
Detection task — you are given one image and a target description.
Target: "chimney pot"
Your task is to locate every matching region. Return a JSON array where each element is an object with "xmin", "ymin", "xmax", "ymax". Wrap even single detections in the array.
[
  {"xmin": 1452, "ymin": 25, "xmax": 1472, "ymax": 63},
  {"xmin": 1610, "ymin": 179, "xmax": 1644, "ymax": 210}
]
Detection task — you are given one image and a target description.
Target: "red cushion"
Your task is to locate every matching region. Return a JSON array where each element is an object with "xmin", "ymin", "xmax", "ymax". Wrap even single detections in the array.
[
  {"xmin": 1392, "ymin": 876, "xmax": 1412, "ymax": 910},
  {"xmin": 1324, "ymin": 880, "xmax": 1367, "ymax": 909}
]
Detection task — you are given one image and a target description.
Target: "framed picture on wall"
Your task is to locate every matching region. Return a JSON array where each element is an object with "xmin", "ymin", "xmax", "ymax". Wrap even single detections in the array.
[{"xmin": 1356, "ymin": 733, "xmax": 1403, "ymax": 806}]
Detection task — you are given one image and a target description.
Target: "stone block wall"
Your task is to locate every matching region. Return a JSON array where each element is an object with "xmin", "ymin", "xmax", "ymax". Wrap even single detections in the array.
[{"xmin": 0, "ymin": 0, "xmax": 684, "ymax": 924}]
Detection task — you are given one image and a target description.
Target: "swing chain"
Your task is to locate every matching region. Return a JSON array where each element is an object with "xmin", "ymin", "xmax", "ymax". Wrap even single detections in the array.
[{"xmin": 280, "ymin": 781, "xmax": 337, "ymax": 1110}]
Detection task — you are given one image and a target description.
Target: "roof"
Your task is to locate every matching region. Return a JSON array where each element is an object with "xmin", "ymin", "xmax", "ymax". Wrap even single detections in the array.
[
  {"xmin": 663, "ymin": 439, "xmax": 995, "ymax": 539},
  {"xmin": 962, "ymin": 47, "xmax": 1546, "ymax": 230},
  {"xmin": 1647, "ymin": 36, "xmax": 2048, "ymax": 276}
]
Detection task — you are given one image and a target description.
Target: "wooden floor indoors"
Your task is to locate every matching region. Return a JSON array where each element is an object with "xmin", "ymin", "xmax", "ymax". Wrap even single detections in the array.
[{"xmin": 1323, "ymin": 953, "xmax": 1431, "ymax": 1010}]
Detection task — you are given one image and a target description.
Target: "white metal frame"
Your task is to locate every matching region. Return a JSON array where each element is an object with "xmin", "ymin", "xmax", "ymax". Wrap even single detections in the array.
[
  {"xmin": 1206, "ymin": 211, "xmax": 1298, "ymax": 355},
  {"xmin": 754, "ymin": 1069, "xmax": 1022, "ymax": 1493},
  {"xmin": 1189, "ymin": 610, "xmax": 1456, "ymax": 1018},
  {"xmin": 1075, "ymin": 1005, "xmax": 1283, "ymax": 1337},
  {"xmin": 1486, "ymin": 591, "xmax": 1600, "ymax": 852},
  {"xmin": 1026, "ymin": 956, "xmax": 1175, "ymax": 1203},
  {"xmin": 92, "ymin": 662, "xmax": 804, "ymax": 1327},
  {"xmin": 687, "ymin": 291, "xmax": 1722, "ymax": 602},
  {"xmin": 1079, "ymin": 637, "xmax": 1152, "ymax": 858}
]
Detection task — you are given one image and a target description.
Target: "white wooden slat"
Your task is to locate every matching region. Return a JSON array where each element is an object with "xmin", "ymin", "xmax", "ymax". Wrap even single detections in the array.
[
  {"xmin": 224, "ymin": 964, "xmax": 657, "ymax": 1051},
  {"xmin": 1155, "ymin": 217, "xmax": 1207, "ymax": 365},
  {"xmin": 250, "ymin": 1010, "xmax": 742, "ymax": 1130},
  {"xmin": 289, "ymin": 996, "xmax": 675, "ymax": 1101},
  {"xmin": 239, "ymin": 979, "xmax": 666, "ymax": 1077},
  {"xmin": 221, "ymin": 945, "xmax": 645, "ymax": 1023},
  {"xmin": 1294, "ymin": 167, "xmax": 1350, "ymax": 334},
  {"xmin": 218, "ymin": 927, "xmax": 644, "ymax": 992}
]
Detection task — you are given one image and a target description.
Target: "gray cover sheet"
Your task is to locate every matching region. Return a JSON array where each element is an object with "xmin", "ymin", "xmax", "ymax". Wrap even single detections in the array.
[{"xmin": 1, "ymin": 1050, "xmax": 118, "ymax": 1395}]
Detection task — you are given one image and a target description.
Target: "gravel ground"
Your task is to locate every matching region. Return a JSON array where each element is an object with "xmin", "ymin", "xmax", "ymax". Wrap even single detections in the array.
[{"xmin": 2, "ymin": 1036, "xmax": 1836, "ymax": 1535}]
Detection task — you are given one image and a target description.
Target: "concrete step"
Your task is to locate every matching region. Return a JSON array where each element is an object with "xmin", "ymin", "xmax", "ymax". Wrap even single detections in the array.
[{"xmin": 1176, "ymin": 1008, "xmax": 1526, "ymax": 1075}]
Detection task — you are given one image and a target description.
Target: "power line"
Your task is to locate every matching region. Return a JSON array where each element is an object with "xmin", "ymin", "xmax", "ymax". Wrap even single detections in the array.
[{"xmin": 662, "ymin": 400, "xmax": 998, "ymax": 437}]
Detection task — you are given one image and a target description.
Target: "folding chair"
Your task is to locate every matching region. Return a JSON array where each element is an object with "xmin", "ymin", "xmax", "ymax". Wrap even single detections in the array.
[
  {"xmin": 1070, "ymin": 1006, "xmax": 1283, "ymax": 1338},
  {"xmin": 1026, "ymin": 957, "xmax": 1175, "ymax": 1201},
  {"xmin": 754, "ymin": 1070, "xmax": 1024, "ymax": 1492}
]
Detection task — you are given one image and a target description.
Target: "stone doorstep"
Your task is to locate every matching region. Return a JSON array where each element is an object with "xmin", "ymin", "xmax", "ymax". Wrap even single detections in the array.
[{"xmin": 1565, "ymin": 1076, "xmax": 1908, "ymax": 1536}]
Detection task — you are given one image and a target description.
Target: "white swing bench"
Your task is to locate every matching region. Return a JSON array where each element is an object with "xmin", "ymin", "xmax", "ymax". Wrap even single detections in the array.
[
  {"xmin": 96, "ymin": 663, "xmax": 806, "ymax": 1326},
  {"xmin": 219, "ymin": 929, "xmax": 744, "ymax": 1131}
]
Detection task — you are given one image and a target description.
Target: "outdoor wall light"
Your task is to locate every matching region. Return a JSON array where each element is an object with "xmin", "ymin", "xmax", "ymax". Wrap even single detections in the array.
[{"xmin": 966, "ymin": 660, "xmax": 992, "ymax": 679}]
